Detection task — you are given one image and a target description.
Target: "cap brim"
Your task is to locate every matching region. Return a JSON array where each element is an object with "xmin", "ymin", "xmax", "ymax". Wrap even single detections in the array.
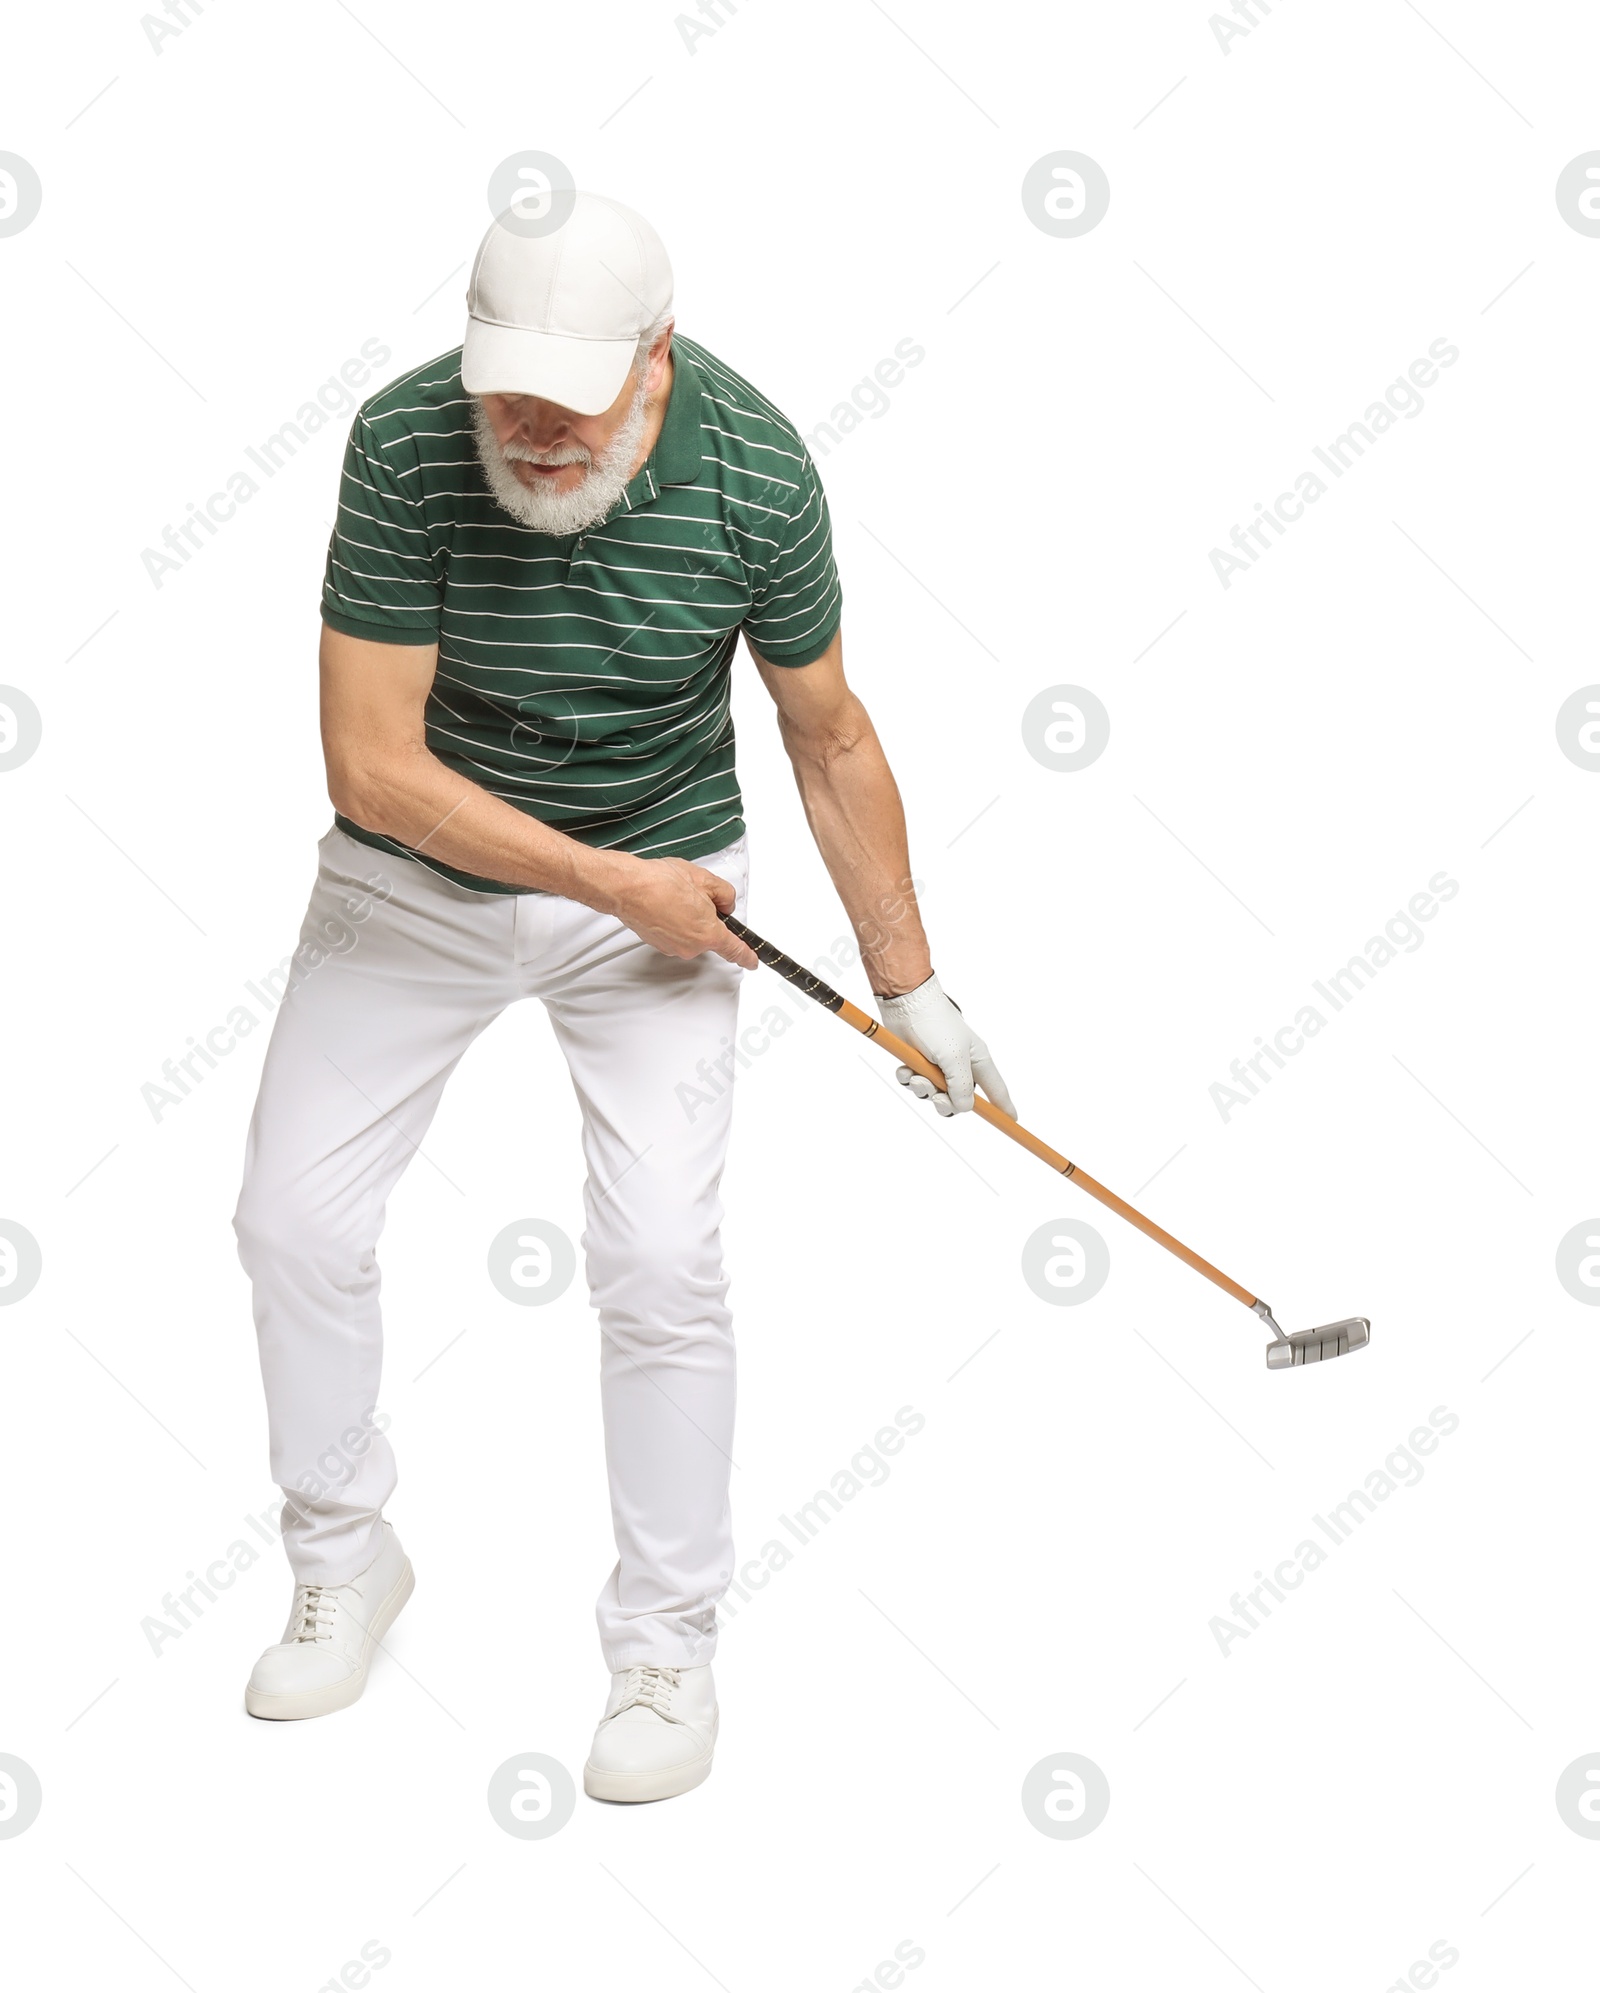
[{"xmin": 461, "ymin": 319, "xmax": 636, "ymax": 415}]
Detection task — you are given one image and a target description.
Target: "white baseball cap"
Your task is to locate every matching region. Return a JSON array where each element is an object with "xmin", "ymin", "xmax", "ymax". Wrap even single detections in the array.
[{"xmin": 461, "ymin": 192, "xmax": 674, "ymax": 416}]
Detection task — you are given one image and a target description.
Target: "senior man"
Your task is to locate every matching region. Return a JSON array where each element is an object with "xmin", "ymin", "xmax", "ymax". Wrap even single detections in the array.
[{"xmin": 232, "ymin": 191, "xmax": 1012, "ymax": 1802}]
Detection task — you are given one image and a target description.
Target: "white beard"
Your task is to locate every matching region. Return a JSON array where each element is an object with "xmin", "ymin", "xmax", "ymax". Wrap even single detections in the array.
[{"xmin": 470, "ymin": 373, "xmax": 652, "ymax": 535}]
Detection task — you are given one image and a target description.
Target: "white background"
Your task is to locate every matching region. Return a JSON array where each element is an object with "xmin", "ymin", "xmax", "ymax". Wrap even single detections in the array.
[{"xmin": 2, "ymin": 1, "xmax": 1597, "ymax": 1986}]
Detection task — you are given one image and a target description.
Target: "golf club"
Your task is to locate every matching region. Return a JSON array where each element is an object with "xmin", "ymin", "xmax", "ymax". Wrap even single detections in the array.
[{"xmin": 721, "ymin": 912, "xmax": 1370, "ymax": 1371}]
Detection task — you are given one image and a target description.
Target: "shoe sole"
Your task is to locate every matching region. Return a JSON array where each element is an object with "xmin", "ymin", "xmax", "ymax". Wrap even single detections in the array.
[
  {"xmin": 583, "ymin": 1711, "xmax": 718, "ymax": 1803},
  {"xmin": 244, "ymin": 1559, "xmax": 415, "ymax": 1721}
]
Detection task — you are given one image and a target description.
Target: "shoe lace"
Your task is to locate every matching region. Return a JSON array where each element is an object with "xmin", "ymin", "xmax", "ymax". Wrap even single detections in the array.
[
  {"xmin": 290, "ymin": 1584, "xmax": 338, "ymax": 1643},
  {"xmin": 617, "ymin": 1665, "xmax": 681, "ymax": 1718}
]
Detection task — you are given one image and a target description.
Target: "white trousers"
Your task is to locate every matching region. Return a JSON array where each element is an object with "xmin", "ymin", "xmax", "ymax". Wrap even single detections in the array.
[{"xmin": 232, "ymin": 823, "xmax": 748, "ymax": 1670}]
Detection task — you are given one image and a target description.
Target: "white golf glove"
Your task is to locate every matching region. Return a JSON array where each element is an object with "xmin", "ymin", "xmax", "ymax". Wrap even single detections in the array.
[{"xmin": 875, "ymin": 972, "xmax": 1015, "ymax": 1118}]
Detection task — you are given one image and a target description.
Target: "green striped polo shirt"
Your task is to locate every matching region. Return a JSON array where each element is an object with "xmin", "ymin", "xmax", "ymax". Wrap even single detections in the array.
[{"xmin": 320, "ymin": 333, "xmax": 842, "ymax": 894}]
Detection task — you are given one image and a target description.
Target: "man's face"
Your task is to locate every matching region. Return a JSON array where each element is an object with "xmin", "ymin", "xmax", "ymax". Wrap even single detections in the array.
[
  {"xmin": 479, "ymin": 370, "xmax": 636, "ymax": 497},
  {"xmin": 471, "ymin": 330, "xmax": 672, "ymax": 534}
]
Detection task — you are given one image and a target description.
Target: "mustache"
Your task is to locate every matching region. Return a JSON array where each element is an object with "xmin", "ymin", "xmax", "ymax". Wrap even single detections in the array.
[{"xmin": 500, "ymin": 440, "xmax": 591, "ymax": 468}]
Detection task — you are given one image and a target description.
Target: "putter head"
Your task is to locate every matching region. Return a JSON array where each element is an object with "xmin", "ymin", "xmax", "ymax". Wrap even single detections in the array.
[{"xmin": 1254, "ymin": 1302, "xmax": 1371, "ymax": 1370}]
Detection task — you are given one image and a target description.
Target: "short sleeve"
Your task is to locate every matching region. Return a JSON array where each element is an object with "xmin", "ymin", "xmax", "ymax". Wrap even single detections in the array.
[
  {"xmin": 320, "ymin": 412, "xmax": 442, "ymax": 645},
  {"xmin": 741, "ymin": 445, "xmax": 843, "ymax": 666}
]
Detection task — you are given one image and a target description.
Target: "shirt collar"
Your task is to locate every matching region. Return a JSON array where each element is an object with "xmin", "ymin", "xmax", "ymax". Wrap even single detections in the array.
[{"xmin": 623, "ymin": 338, "xmax": 704, "ymax": 509}]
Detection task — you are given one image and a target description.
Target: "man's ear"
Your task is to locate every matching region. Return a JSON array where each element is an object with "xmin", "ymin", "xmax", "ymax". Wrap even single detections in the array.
[{"xmin": 650, "ymin": 321, "xmax": 676, "ymax": 386}]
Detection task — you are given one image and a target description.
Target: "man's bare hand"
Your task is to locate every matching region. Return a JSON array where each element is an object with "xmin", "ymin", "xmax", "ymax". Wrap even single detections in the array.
[{"xmin": 598, "ymin": 854, "xmax": 759, "ymax": 969}]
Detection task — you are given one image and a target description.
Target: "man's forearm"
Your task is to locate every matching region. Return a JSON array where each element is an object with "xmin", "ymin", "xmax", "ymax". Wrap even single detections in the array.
[
  {"xmin": 338, "ymin": 745, "xmax": 632, "ymax": 905},
  {"xmin": 782, "ymin": 705, "xmax": 933, "ymax": 998}
]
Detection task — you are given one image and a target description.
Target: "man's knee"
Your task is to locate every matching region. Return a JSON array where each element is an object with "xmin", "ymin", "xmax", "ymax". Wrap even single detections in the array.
[
  {"xmin": 233, "ymin": 1177, "xmax": 372, "ymax": 1283},
  {"xmin": 584, "ymin": 1204, "xmax": 727, "ymax": 1336}
]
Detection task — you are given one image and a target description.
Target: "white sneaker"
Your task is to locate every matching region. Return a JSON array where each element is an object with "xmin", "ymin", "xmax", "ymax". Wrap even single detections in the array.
[
  {"xmin": 583, "ymin": 1664, "xmax": 718, "ymax": 1802},
  {"xmin": 244, "ymin": 1522, "xmax": 414, "ymax": 1721}
]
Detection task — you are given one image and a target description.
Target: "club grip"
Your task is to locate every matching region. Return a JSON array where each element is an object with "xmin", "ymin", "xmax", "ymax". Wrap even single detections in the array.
[{"xmin": 720, "ymin": 912, "xmax": 846, "ymax": 1013}]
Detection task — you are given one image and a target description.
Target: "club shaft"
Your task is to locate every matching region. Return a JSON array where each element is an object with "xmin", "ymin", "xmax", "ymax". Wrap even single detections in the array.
[{"xmin": 722, "ymin": 912, "xmax": 1258, "ymax": 1311}]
